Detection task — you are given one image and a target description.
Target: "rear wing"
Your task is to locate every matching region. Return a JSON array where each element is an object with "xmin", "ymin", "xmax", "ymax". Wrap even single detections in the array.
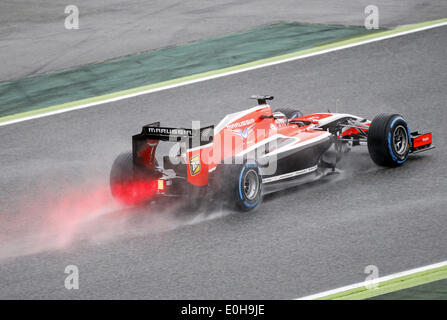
[
  {"xmin": 132, "ymin": 121, "xmax": 214, "ymax": 168},
  {"xmin": 136, "ymin": 121, "xmax": 214, "ymax": 144}
]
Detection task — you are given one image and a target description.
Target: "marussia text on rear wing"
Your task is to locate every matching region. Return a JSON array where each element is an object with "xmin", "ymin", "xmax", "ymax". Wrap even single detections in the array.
[
  {"xmin": 132, "ymin": 121, "xmax": 214, "ymax": 169},
  {"xmin": 137, "ymin": 121, "xmax": 214, "ymax": 144}
]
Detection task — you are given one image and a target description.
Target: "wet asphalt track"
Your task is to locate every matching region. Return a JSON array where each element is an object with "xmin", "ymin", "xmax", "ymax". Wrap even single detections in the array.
[{"xmin": 0, "ymin": 26, "xmax": 446, "ymax": 299}]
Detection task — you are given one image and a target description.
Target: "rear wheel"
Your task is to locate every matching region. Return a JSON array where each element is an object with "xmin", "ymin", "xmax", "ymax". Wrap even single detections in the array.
[
  {"xmin": 110, "ymin": 152, "xmax": 136, "ymax": 204},
  {"xmin": 274, "ymin": 107, "xmax": 303, "ymax": 119},
  {"xmin": 367, "ymin": 114, "xmax": 410, "ymax": 167},
  {"xmin": 110, "ymin": 152, "xmax": 159, "ymax": 205},
  {"xmin": 213, "ymin": 162, "xmax": 263, "ymax": 211}
]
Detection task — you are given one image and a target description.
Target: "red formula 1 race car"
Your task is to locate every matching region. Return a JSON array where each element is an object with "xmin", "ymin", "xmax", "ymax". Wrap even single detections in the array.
[{"xmin": 110, "ymin": 95, "xmax": 433, "ymax": 211}]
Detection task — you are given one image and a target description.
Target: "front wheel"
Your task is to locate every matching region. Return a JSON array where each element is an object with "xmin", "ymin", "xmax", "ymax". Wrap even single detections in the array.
[{"xmin": 367, "ymin": 114, "xmax": 410, "ymax": 167}]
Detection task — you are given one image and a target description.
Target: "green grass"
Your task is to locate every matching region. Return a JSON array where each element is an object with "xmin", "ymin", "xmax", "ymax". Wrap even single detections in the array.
[{"xmin": 317, "ymin": 264, "xmax": 447, "ymax": 300}]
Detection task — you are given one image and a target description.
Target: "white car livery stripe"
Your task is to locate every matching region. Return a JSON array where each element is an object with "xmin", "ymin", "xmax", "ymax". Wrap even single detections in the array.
[
  {"xmin": 235, "ymin": 134, "xmax": 298, "ymax": 157},
  {"xmin": 311, "ymin": 113, "xmax": 368, "ymax": 127},
  {"xmin": 262, "ymin": 131, "xmax": 331, "ymax": 157},
  {"xmin": 214, "ymin": 105, "xmax": 267, "ymax": 134},
  {"xmin": 262, "ymin": 165, "xmax": 318, "ymax": 183}
]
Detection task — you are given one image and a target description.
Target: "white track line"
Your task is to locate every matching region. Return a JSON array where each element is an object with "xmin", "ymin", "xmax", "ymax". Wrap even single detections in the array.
[
  {"xmin": 296, "ymin": 260, "xmax": 447, "ymax": 300},
  {"xmin": 1, "ymin": 21, "xmax": 447, "ymax": 128}
]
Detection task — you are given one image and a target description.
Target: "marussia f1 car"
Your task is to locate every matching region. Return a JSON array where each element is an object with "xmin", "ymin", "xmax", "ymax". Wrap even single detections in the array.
[{"xmin": 110, "ymin": 95, "xmax": 433, "ymax": 211}]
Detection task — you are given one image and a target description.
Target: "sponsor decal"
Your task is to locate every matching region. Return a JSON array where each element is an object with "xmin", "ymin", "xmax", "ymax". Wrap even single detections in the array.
[
  {"xmin": 146, "ymin": 127, "xmax": 193, "ymax": 136},
  {"xmin": 190, "ymin": 155, "xmax": 201, "ymax": 176},
  {"xmin": 232, "ymin": 124, "xmax": 255, "ymax": 139},
  {"xmin": 226, "ymin": 119, "xmax": 255, "ymax": 130},
  {"xmin": 308, "ymin": 116, "xmax": 321, "ymax": 122},
  {"xmin": 413, "ymin": 133, "xmax": 432, "ymax": 148}
]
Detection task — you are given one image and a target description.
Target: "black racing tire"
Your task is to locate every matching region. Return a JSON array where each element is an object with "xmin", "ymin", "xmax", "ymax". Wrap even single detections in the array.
[
  {"xmin": 110, "ymin": 152, "xmax": 136, "ymax": 203},
  {"xmin": 212, "ymin": 162, "xmax": 263, "ymax": 211},
  {"xmin": 110, "ymin": 152, "xmax": 161, "ymax": 205},
  {"xmin": 367, "ymin": 114, "xmax": 411, "ymax": 167},
  {"xmin": 274, "ymin": 107, "xmax": 303, "ymax": 119}
]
